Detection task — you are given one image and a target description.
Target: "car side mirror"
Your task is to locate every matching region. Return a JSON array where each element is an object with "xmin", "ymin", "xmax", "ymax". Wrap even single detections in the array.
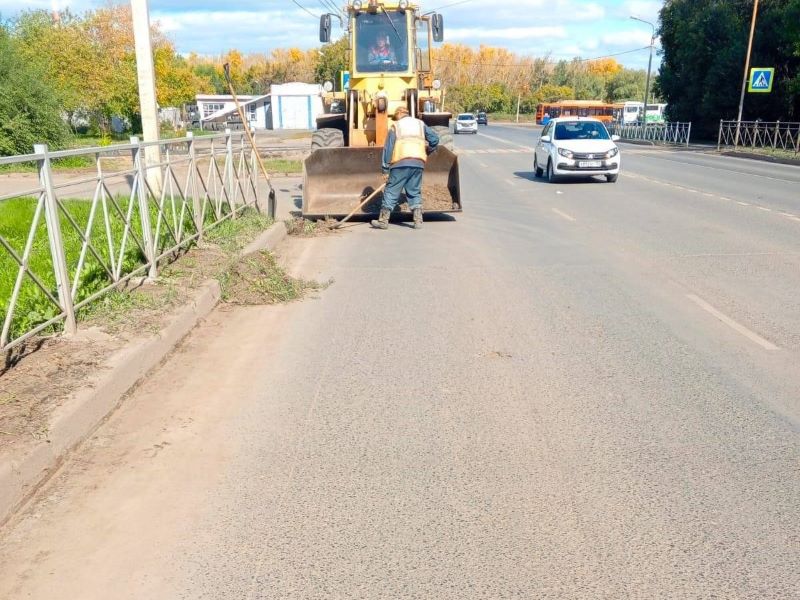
[
  {"xmin": 431, "ymin": 13, "xmax": 444, "ymax": 42},
  {"xmin": 319, "ymin": 14, "xmax": 331, "ymax": 43},
  {"xmin": 540, "ymin": 135, "xmax": 551, "ymax": 143},
  {"xmin": 611, "ymin": 134, "xmax": 620, "ymax": 142}
]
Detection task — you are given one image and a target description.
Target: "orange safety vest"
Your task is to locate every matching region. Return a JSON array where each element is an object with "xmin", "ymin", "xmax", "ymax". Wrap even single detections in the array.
[{"xmin": 390, "ymin": 117, "xmax": 428, "ymax": 164}]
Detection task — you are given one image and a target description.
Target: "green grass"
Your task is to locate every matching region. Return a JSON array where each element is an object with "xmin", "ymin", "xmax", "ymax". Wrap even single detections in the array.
[
  {"xmin": 724, "ymin": 146, "xmax": 800, "ymax": 160},
  {"xmin": 0, "ymin": 193, "xmax": 221, "ymax": 343},
  {"xmin": 0, "ymin": 155, "xmax": 95, "ymax": 174},
  {"xmin": 262, "ymin": 158, "xmax": 303, "ymax": 174}
]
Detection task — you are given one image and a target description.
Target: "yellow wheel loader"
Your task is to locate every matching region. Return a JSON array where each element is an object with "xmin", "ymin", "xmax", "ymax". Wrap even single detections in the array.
[{"xmin": 303, "ymin": 0, "xmax": 461, "ymax": 218}]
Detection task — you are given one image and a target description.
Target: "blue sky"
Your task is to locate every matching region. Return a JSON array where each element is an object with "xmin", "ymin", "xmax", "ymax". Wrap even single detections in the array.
[{"xmin": 9, "ymin": 0, "xmax": 663, "ymax": 69}]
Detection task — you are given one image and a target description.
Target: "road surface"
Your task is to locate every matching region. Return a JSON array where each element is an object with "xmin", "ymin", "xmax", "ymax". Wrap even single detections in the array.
[{"xmin": 1, "ymin": 124, "xmax": 799, "ymax": 598}]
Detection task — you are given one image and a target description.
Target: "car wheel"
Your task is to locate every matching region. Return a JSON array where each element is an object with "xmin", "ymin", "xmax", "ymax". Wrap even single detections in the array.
[
  {"xmin": 547, "ymin": 160, "xmax": 557, "ymax": 183},
  {"xmin": 534, "ymin": 156, "xmax": 543, "ymax": 178},
  {"xmin": 606, "ymin": 173, "xmax": 619, "ymax": 183}
]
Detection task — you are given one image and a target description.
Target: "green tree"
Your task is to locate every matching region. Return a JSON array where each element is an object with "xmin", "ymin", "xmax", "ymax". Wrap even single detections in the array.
[
  {"xmin": 315, "ymin": 37, "xmax": 349, "ymax": 88},
  {"xmin": 658, "ymin": 0, "xmax": 800, "ymax": 138},
  {"xmin": 0, "ymin": 26, "xmax": 68, "ymax": 155}
]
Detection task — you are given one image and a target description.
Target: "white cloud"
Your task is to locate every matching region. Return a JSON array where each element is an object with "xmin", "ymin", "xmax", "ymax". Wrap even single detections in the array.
[
  {"xmin": 600, "ymin": 29, "xmax": 655, "ymax": 48},
  {"xmin": 448, "ymin": 26, "xmax": 567, "ymax": 42}
]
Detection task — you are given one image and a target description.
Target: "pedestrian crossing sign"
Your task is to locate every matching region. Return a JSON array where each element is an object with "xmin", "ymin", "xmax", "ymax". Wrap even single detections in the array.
[{"xmin": 748, "ymin": 68, "xmax": 774, "ymax": 93}]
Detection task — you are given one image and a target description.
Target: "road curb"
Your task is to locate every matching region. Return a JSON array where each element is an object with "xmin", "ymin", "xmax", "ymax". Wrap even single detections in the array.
[
  {"xmin": 720, "ymin": 150, "xmax": 800, "ymax": 167},
  {"xmin": 0, "ymin": 220, "xmax": 287, "ymax": 525}
]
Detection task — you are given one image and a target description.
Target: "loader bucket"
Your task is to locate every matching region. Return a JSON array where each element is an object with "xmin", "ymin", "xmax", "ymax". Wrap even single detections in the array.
[{"xmin": 302, "ymin": 146, "xmax": 461, "ymax": 218}]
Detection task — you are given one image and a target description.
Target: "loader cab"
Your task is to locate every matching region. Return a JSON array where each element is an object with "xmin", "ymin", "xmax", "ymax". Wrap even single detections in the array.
[{"xmin": 353, "ymin": 10, "xmax": 412, "ymax": 75}]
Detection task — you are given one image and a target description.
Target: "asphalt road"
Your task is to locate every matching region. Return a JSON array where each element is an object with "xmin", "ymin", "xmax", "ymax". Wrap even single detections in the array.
[{"xmin": 1, "ymin": 124, "xmax": 799, "ymax": 598}]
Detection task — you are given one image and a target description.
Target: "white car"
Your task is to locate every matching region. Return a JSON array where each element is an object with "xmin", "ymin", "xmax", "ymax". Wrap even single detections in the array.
[
  {"xmin": 454, "ymin": 113, "xmax": 478, "ymax": 134},
  {"xmin": 533, "ymin": 117, "xmax": 621, "ymax": 183}
]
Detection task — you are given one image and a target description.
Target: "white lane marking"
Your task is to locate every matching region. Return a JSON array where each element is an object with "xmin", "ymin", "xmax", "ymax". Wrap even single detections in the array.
[
  {"xmin": 478, "ymin": 131, "xmax": 530, "ymax": 149},
  {"xmin": 552, "ymin": 208, "xmax": 576, "ymax": 222},
  {"xmin": 636, "ymin": 153, "xmax": 800, "ymax": 184},
  {"xmin": 737, "ymin": 201, "xmax": 751, "ymax": 206},
  {"xmin": 757, "ymin": 206, "xmax": 772, "ymax": 212},
  {"xmin": 686, "ymin": 294, "xmax": 779, "ymax": 351},
  {"xmin": 703, "ymin": 192, "xmax": 715, "ymax": 197},
  {"xmin": 505, "ymin": 178, "xmax": 516, "ymax": 187},
  {"xmin": 479, "ymin": 162, "xmax": 489, "ymax": 168}
]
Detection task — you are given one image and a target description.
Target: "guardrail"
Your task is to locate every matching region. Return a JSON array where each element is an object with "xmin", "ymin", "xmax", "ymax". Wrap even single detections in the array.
[
  {"xmin": 717, "ymin": 120, "xmax": 800, "ymax": 154},
  {"xmin": 0, "ymin": 129, "xmax": 275, "ymax": 353},
  {"xmin": 607, "ymin": 122, "xmax": 692, "ymax": 146}
]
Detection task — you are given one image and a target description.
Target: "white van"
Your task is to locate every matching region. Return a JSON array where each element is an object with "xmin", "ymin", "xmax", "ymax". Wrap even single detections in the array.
[{"xmin": 621, "ymin": 101, "xmax": 643, "ymax": 124}]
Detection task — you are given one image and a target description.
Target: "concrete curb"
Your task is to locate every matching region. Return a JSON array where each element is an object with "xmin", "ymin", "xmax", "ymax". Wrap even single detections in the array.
[
  {"xmin": 0, "ymin": 220, "xmax": 287, "ymax": 525},
  {"xmin": 720, "ymin": 150, "xmax": 800, "ymax": 167}
]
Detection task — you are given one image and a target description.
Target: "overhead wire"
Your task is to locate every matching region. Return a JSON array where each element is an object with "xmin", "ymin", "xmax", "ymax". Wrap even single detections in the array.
[
  {"xmin": 432, "ymin": 46, "xmax": 654, "ymax": 69},
  {"xmin": 291, "ymin": 0, "xmax": 319, "ymax": 19}
]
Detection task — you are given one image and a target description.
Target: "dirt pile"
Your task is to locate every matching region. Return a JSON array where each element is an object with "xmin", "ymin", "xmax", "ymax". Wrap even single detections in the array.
[
  {"xmin": 286, "ymin": 217, "xmax": 340, "ymax": 236},
  {"xmin": 220, "ymin": 251, "xmax": 325, "ymax": 305}
]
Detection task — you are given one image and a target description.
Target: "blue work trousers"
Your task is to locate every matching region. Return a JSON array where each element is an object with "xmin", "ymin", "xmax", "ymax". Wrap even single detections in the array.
[{"xmin": 382, "ymin": 167, "xmax": 423, "ymax": 211}]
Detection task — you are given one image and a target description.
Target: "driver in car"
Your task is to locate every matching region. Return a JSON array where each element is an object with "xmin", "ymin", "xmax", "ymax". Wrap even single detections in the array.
[{"xmin": 368, "ymin": 33, "xmax": 396, "ymax": 66}]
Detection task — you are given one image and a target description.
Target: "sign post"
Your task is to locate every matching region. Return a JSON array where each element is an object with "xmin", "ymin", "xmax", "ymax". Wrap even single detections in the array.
[{"xmin": 748, "ymin": 68, "xmax": 774, "ymax": 93}]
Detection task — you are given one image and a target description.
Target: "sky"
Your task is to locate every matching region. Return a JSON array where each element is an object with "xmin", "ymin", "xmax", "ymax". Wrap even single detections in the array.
[{"xmin": 8, "ymin": 0, "xmax": 664, "ymax": 69}]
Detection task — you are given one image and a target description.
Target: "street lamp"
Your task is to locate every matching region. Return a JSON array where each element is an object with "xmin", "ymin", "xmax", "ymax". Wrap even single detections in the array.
[{"xmin": 631, "ymin": 16, "xmax": 656, "ymax": 131}]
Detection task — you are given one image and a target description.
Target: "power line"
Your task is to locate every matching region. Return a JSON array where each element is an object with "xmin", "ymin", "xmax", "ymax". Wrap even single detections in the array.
[
  {"xmin": 430, "ymin": 0, "xmax": 477, "ymax": 11},
  {"xmin": 433, "ymin": 46, "xmax": 653, "ymax": 69},
  {"xmin": 291, "ymin": 0, "xmax": 319, "ymax": 19}
]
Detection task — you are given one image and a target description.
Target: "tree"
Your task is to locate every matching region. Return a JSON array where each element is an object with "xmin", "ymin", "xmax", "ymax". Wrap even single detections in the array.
[
  {"xmin": 0, "ymin": 26, "xmax": 68, "ymax": 155},
  {"xmin": 658, "ymin": 0, "xmax": 800, "ymax": 138},
  {"xmin": 315, "ymin": 37, "xmax": 349, "ymax": 87}
]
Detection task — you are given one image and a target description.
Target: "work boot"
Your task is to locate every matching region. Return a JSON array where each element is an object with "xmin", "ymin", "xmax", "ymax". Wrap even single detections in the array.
[
  {"xmin": 371, "ymin": 208, "xmax": 390, "ymax": 230},
  {"xmin": 412, "ymin": 207, "xmax": 423, "ymax": 229}
]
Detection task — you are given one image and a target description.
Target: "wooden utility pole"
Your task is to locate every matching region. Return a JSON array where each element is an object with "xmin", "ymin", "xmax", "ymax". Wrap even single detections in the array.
[{"xmin": 735, "ymin": 0, "xmax": 760, "ymax": 146}]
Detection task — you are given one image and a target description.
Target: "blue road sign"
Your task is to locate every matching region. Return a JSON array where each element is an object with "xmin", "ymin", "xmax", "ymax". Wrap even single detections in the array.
[
  {"xmin": 341, "ymin": 71, "xmax": 350, "ymax": 91},
  {"xmin": 748, "ymin": 68, "xmax": 774, "ymax": 93}
]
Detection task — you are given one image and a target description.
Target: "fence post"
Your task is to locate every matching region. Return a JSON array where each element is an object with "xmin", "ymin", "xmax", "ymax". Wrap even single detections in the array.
[
  {"xmin": 131, "ymin": 136, "xmax": 158, "ymax": 279},
  {"xmin": 250, "ymin": 129, "xmax": 260, "ymax": 211},
  {"xmin": 686, "ymin": 122, "xmax": 692, "ymax": 147},
  {"xmin": 35, "ymin": 144, "xmax": 77, "ymax": 336},
  {"xmin": 734, "ymin": 119, "xmax": 742, "ymax": 149},
  {"xmin": 717, "ymin": 120, "xmax": 723, "ymax": 151},
  {"xmin": 225, "ymin": 128, "xmax": 236, "ymax": 218},
  {"xmin": 795, "ymin": 124, "xmax": 800, "ymax": 154},
  {"xmin": 773, "ymin": 121, "xmax": 780, "ymax": 150},
  {"xmin": 187, "ymin": 132, "xmax": 203, "ymax": 239}
]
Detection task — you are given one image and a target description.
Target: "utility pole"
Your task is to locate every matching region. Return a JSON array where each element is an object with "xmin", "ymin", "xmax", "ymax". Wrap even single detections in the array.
[
  {"xmin": 631, "ymin": 16, "xmax": 656, "ymax": 134},
  {"xmin": 735, "ymin": 0, "xmax": 760, "ymax": 146},
  {"xmin": 131, "ymin": 0, "xmax": 162, "ymax": 197}
]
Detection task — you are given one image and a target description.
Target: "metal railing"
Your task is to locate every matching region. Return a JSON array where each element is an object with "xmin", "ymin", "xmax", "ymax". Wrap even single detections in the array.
[
  {"xmin": 607, "ymin": 122, "xmax": 692, "ymax": 146},
  {"xmin": 717, "ymin": 120, "xmax": 800, "ymax": 154},
  {"xmin": 0, "ymin": 129, "xmax": 275, "ymax": 353}
]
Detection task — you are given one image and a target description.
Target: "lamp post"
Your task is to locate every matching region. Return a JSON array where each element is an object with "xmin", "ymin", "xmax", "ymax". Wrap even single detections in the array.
[
  {"xmin": 735, "ymin": 0, "xmax": 760, "ymax": 147},
  {"xmin": 631, "ymin": 16, "xmax": 656, "ymax": 133}
]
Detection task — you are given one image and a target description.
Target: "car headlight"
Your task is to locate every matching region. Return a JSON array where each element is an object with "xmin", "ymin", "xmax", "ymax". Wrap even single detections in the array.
[
  {"xmin": 605, "ymin": 147, "xmax": 619, "ymax": 159},
  {"xmin": 558, "ymin": 148, "xmax": 574, "ymax": 159}
]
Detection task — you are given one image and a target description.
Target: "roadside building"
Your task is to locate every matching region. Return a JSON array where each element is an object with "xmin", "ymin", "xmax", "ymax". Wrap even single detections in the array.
[{"xmin": 195, "ymin": 83, "xmax": 325, "ymax": 131}]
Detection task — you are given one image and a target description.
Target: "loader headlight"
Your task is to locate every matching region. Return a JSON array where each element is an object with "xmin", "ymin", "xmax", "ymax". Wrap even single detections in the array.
[
  {"xmin": 558, "ymin": 148, "xmax": 574, "ymax": 159},
  {"xmin": 323, "ymin": 80, "xmax": 333, "ymax": 92},
  {"xmin": 432, "ymin": 79, "xmax": 442, "ymax": 90},
  {"xmin": 352, "ymin": 0, "xmax": 362, "ymax": 10},
  {"xmin": 398, "ymin": 0, "xmax": 408, "ymax": 10},
  {"xmin": 605, "ymin": 147, "xmax": 619, "ymax": 159}
]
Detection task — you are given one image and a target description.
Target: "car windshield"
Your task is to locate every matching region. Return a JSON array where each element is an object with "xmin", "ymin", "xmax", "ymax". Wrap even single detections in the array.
[
  {"xmin": 458, "ymin": 114, "xmax": 474, "ymax": 121},
  {"xmin": 355, "ymin": 11, "xmax": 409, "ymax": 73},
  {"xmin": 554, "ymin": 121, "xmax": 610, "ymax": 140}
]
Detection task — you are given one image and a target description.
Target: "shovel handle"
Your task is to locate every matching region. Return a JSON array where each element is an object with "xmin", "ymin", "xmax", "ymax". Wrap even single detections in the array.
[{"xmin": 335, "ymin": 183, "xmax": 387, "ymax": 228}]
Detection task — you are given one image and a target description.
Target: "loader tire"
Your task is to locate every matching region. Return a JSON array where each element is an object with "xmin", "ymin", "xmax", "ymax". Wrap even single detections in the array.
[
  {"xmin": 432, "ymin": 126, "xmax": 454, "ymax": 151},
  {"xmin": 311, "ymin": 128, "xmax": 345, "ymax": 150}
]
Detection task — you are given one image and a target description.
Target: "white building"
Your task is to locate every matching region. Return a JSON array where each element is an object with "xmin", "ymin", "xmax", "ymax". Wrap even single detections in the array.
[{"xmin": 195, "ymin": 83, "xmax": 325, "ymax": 131}]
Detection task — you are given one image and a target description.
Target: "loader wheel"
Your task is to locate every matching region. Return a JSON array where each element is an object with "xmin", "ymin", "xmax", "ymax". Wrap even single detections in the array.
[
  {"xmin": 432, "ymin": 126, "xmax": 454, "ymax": 151},
  {"xmin": 311, "ymin": 128, "xmax": 344, "ymax": 150}
]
